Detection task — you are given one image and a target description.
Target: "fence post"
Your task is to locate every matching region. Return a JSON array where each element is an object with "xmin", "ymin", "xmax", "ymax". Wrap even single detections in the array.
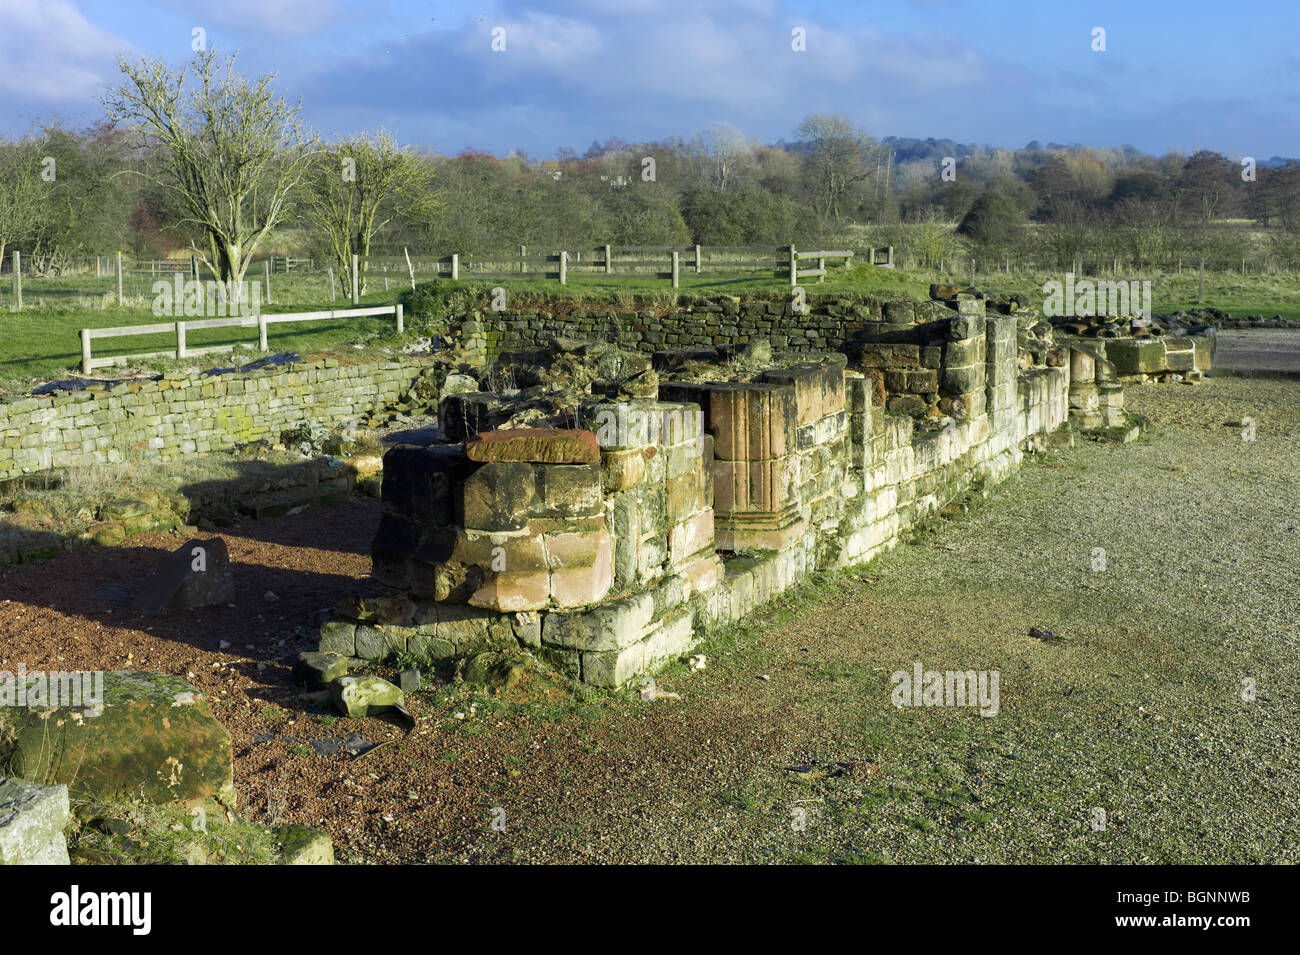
[
  {"xmin": 559, "ymin": 251, "xmax": 567, "ymax": 285},
  {"xmin": 116, "ymin": 252, "xmax": 124, "ymax": 306},
  {"xmin": 1198, "ymin": 258, "xmax": 1205, "ymax": 304},
  {"xmin": 258, "ymin": 313, "xmax": 268, "ymax": 352},
  {"xmin": 695, "ymin": 244, "xmax": 702, "ymax": 274},
  {"xmin": 817, "ymin": 255, "xmax": 825, "ymax": 283},
  {"xmin": 96, "ymin": 257, "xmax": 101, "ymax": 279},
  {"xmin": 605, "ymin": 244, "xmax": 612, "ymax": 274},
  {"xmin": 11, "ymin": 251, "xmax": 20, "ymax": 311},
  {"xmin": 81, "ymin": 328, "xmax": 92, "ymax": 375},
  {"xmin": 789, "ymin": 245, "xmax": 797, "ymax": 286},
  {"xmin": 328, "ymin": 266, "xmax": 336, "ymax": 301},
  {"xmin": 519, "ymin": 245, "xmax": 526, "ymax": 275},
  {"xmin": 351, "ymin": 254, "xmax": 360, "ymax": 304},
  {"xmin": 969, "ymin": 258, "xmax": 976, "ymax": 288},
  {"xmin": 887, "ymin": 246, "xmax": 894, "ymax": 268},
  {"xmin": 671, "ymin": 250, "xmax": 680, "ymax": 289},
  {"xmin": 450, "ymin": 253, "xmax": 459, "ymax": 281},
  {"xmin": 396, "ymin": 303, "xmax": 404, "ymax": 335},
  {"xmin": 264, "ymin": 260, "xmax": 272, "ymax": 305},
  {"xmin": 175, "ymin": 321, "xmax": 187, "ymax": 359}
]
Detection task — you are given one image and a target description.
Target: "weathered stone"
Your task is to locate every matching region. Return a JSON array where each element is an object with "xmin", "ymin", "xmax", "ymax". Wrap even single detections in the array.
[
  {"xmin": 462, "ymin": 650, "xmax": 530, "ymax": 692},
  {"xmin": 296, "ymin": 651, "xmax": 350, "ymax": 686},
  {"xmin": 329, "ymin": 675, "xmax": 405, "ymax": 718},
  {"xmin": 532, "ymin": 462, "xmax": 603, "ymax": 518},
  {"xmin": 461, "ymin": 461, "xmax": 535, "ymax": 531},
  {"xmin": 318, "ymin": 621, "xmax": 357, "ymax": 657},
  {"xmin": 0, "ymin": 778, "xmax": 70, "ymax": 865},
  {"xmin": 465, "ymin": 428, "xmax": 600, "ymax": 464},
  {"xmin": 273, "ymin": 824, "xmax": 335, "ymax": 865},
  {"xmin": 130, "ymin": 538, "xmax": 234, "ymax": 615},
  {"xmin": 545, "ymin": 530, "xmax": 614, "ymax": 607},
  {"xmin": 1106, "ymin": 339, "xmax": 1166, "ymax": 375},
  {"xmin": 380, "ymin": 444, "xmax": 475, "ymax": 528},
  {"xmin": 0, "ymin": 671, "xmax": 235, "ymax": 806}
]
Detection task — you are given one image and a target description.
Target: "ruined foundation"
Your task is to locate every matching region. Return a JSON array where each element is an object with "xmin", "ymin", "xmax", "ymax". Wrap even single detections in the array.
[{"xmin": 319, "ymin": 293, "xmax": 1116, "ymax": 688}]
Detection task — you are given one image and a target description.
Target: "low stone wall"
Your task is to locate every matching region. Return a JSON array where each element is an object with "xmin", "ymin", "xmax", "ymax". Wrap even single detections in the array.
[
  {"xmin": 321, "ymin": 297, "xmax": 1083, "ymax": 687},
  {"xmin": 452, "ymin": 295, "xmax": 962, "ymax": 364},
  {"xmin": 0, "ymin": 358, "xmax": 433, "ymax": 483}
]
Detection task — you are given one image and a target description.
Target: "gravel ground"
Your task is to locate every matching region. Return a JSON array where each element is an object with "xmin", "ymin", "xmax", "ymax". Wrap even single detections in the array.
[{"xmin": 1, "ymin": 376, "xmax": 1297, "ymax": 864}]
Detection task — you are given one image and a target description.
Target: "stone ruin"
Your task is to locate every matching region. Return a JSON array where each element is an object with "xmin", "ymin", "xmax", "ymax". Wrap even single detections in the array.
[{"xmin": 317, "ymin": 294, "xmax": 1140, "ymax": 688}]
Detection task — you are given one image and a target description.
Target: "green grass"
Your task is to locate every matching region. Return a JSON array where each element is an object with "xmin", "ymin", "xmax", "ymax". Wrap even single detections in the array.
[{"xmin": 4, "ymin": 258, "xmax": 1296, "ymax": 393}]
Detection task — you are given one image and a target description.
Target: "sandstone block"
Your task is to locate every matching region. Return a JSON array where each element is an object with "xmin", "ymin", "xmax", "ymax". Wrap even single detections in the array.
[{"xmin": 465, "ymin": 427, "xmax": 600, "ymax": 464}]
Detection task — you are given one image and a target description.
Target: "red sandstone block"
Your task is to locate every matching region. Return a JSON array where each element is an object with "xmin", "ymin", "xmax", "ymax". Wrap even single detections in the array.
[
  {"xmin": 712, "ymin": 457, "xmax": 797, "ymax": 514},
  {"xmin": 465, "ymin": 428, "xmax": 600, "ymax": 464},
  {"xmin": 707, "ymin": 383, "xmax": 798, "ymax": 462}
]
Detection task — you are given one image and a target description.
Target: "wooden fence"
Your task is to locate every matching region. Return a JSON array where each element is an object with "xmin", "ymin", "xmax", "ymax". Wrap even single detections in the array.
[
  {"xmin": 79, "ymin": 304, "xmax": 403, "ymax": 374},
  {"xmin": 411, "ymin": 243, "xmax": 878, "ymax": 288}
]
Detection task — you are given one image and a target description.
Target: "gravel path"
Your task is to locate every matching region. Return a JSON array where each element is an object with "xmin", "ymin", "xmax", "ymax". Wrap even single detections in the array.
[{"xmin": 2, "ymin": 376, "xmax": 1297, "ymax": 863}]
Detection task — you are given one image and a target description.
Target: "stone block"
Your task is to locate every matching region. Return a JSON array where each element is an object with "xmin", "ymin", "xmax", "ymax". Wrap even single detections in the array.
[
  {"xmin": 380, "ymin": 443, "xmax": 474, "ymax": 527},
  {"xmin": 465, "ymin": 427, "xmax": 600, "ymax": 464},
  {"xmin": 668, "ymin": 508, "xmax": 715, "ymax": 566},
  {"xmin": 544, "ymin": 530, "xmax": 614, "ymax": 608},
  {"xmin": 531, "ymin": 462, "xmax": 602, "ymax": 519},
  {"xmin": 318, "ymin": 621, "xmax": 357, "ymax": 657},
  {"xmin": 712, "ymin": 456, "xmax": 798, "ymax": 514},
  {"xmin": 1106, "ymin": 339, "xmax": 1166, "ymax": 375},
  {"xmin": 461, "ymin": 461, "xmax": 535, "ymax": 532},
  {"xmin": 0, "ymin": 779, "xmax": 70, "ymax": 865},
  {"xmin": 2, "ymin": 671, "xmax": 235, "ymax": 806},
  {"xmin": 758, "ymin": 359, "xmax": 846, "ymax": 427},
  {"xmin": 130, "ymin": 538, "xmax": 234, "ymax": 615}
]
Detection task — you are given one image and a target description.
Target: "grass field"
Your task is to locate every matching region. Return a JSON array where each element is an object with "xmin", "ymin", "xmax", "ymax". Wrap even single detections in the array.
[{"xmin": 1, "ymin": 259, "xmax": 1296, "ymax": 393}]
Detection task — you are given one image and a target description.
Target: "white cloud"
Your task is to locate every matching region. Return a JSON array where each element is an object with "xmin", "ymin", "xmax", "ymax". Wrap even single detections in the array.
[{"xmin": 0, "ymin": 0, "xmax": 129, "ymax": 102}]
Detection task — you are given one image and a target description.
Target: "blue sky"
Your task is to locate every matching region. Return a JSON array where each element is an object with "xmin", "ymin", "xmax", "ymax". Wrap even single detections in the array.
[{"xmin": 1, "ymin": 0, "xmax": 1296, "ymax": 159}]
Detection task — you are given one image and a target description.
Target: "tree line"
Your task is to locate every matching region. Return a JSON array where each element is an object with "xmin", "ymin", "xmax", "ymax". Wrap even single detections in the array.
[{"xmin": 1, "ymin": 50, "xmax": 1298, "ymax": 290}]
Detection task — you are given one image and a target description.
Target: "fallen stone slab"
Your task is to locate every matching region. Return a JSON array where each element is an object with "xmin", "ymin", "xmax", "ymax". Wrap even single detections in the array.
[
  {"xmin": 329, "ymin": 675, "xmax": 405, "ymax": 718},
  {"xmin": 465, "ymin": 428, "xmax": 600, "ymax": 464},
  {"xmin": 130, "ymin": 537, "xmax": 235, "ymax": 615},
  {"xmin": 273, "ymin": 824, "xmax": 335, "ymax": 865},
  {"xmin": 296, "ymin": 651, "xmax": 351, "ymax": 686},
  {"xmin": 0, "ymin": 778, "xmax": 71, "ymax": 865},
  {"xmin": 0, "ymin": 671, "xmax": 236, "ymax": 806}
]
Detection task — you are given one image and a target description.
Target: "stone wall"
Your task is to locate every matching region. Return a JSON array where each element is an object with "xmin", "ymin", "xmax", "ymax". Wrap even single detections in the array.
[
  {"xmin": 322, "ymin": 297, "xmax": 1083, "ymax": 688},
  {"xmin": 452, "ymin": 295, "xmax": 963, "ymax": 364},
  {"xmin": 0, "ymin": 358, "xmax": 432, "ymax": 482}
]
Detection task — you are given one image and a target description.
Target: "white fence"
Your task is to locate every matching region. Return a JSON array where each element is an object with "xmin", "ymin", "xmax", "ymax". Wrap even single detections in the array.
[{"xmin": 79, "ymin": 304, "xmax": 403, "ymax": 374}]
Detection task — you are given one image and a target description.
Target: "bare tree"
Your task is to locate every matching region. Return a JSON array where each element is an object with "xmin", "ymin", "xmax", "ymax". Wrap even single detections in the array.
[
  {"xmin": 697, "ymin": 122, "xmax": 754, "ymax": 191},
  {"xmin": 0, "ymin": 137, "xmax": 45, "ymax": 268},
  {"xmin": 102, "ymin": 49, "xmax": 317, "ymax": 299},
  {"xmin": 305, "ymin": 130, "xmax": 438, "ymax": 294},
  {"xmin": 796, "ymin": 114, "xmax": 877, "ymax": 223}
]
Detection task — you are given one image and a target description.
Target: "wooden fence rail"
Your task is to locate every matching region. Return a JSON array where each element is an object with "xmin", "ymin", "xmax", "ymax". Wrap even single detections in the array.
[
  {"xmin": 412, "ymin": 243, "xmax": 876, "ymax": 288},
  {"xmin": 80, "ymin": 304, "xmax": 403, "ymax": 374}
]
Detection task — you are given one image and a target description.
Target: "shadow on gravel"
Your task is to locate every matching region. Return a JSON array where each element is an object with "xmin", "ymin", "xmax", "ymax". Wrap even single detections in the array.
[{"xmin": 1, "ymin": 500, "xmax": 382, "ymax": 691}]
